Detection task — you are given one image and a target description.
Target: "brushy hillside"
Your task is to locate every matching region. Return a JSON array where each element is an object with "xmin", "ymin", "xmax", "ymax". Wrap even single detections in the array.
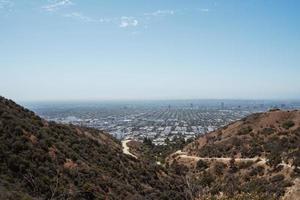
[
  {"xmin": 184, "ymin": 109, "xmax": 300, "ymax": 166},
  {"xmin": 2, "ymin": 96, "xmax": 300, "ymax": 200},
  {"xmin": 0, "ymin": 96, "xmax": 190, "ymax": 200},
  {"xmin": 167, "ymin": 110, "xmax": 300, "ymax": 200}
]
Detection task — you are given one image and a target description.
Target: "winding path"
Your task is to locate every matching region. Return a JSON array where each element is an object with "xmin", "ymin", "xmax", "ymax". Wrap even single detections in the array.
[
  {"xmin": 121, "ymin": 140, "xmax": 137, "ymax": 159},
  {"xmin": 173, "ymin": 150, "xmax": 294, "ymax": 168}
]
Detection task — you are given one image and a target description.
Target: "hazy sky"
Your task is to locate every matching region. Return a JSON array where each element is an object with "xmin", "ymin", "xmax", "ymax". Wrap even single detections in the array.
[{"xmin": 1, "ymin": 0, "xmax": 300, "ymax": 101}]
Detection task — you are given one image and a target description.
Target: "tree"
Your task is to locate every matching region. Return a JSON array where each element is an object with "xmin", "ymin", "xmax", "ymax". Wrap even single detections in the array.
[
  {"xmin": 282, "ymin": 120, "xmax": 295, "ymax": 129},
  {"xmin": 229, "ymin": 156, "xmax": 238, "ymax": 173},
  {"xmin": 214, "ymin": 162, "xmax": 226, "ymax": 176},
  {"xmin": 143, "ymin": 137, "xmax": 153, "ymax": 146},
  {"xmin": 267, "ymin": 152, "xmax": 282, "ymax": 169}
]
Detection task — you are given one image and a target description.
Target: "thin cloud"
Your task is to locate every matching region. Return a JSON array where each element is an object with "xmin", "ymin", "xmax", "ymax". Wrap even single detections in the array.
[
  {"xmin": 43, "ymin": 0, "xmax": 73, "ymax": 12},
  {"xmin": 199, "ymin": 8, "xmax": 210, "ymax": 12},
  {"xmin": 62, "ymin": 12, "xmax": 115, "ymax": 23},
  {"xmin": 63, "ymin": 12, "xmax": 96, "ymax": 22},
  {"xmin": 63, "ymin": 12, "xmax": 93, "ymax": 22},
  {"xmin": 144, "ymin": 10, "xmax": 175, "ymax": 17},
  {"xmin": 63, "ymin": 12, "xmax": 113, "ymax": 24},
  {"xmin": 0, "ymin": 0, "xmax": 13, "ymax": 10},
  {"xmin": 120, "ymin": 16, "xmax": 138, "ymax": 28}
]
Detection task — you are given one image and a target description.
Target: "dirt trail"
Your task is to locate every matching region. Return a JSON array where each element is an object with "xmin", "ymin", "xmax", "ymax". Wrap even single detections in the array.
[
  {"xmin": 174, "ymin": 150, "xmax": 294, "ymax": 168},
  {"xmin": 121, "ymin": 140, "xmax": 137, "ymax": 159},
  {"xmin": 180, "ymin": 154, "xmax": 262, "ymax": 162},
  {"xmin": 172, "ymin": 151, "xmax": 299, "ymax": 199}
]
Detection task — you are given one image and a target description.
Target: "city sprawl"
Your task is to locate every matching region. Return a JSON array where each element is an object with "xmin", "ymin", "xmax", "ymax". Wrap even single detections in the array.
[{"xmin": 28, "ymin": 100, "xmax": 300, "ymax": 145}]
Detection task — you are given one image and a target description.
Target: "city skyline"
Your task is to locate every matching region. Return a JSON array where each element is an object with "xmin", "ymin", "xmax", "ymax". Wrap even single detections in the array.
[{"xmin": 1, "ymin": 0, "xmax": 300, "ymax": 101}]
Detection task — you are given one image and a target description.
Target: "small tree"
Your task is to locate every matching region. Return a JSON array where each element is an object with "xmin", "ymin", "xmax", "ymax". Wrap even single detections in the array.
[
  {"xmin": 282, "ymin": 120, "xmax": 295, "ymax": 129},
  {"xmin": 143, "ymin": 137, "xmax": 153, "ymax": 146},
  {"xmin": 196, "ymin": 160, "xmax": 208, "ymax": 171},
  {"xmin": 214, "ymin": 162, "xmax": 226, "ymax": 176},
  {"xmin": 267, "ymin": 152, "xmax": 282, "ymax": 169},
  {"xmin": 229, "ymin": 156, "xmax": 238, "ymax": 173}
]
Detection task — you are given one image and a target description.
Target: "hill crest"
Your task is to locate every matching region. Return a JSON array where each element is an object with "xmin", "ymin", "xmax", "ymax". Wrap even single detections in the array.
[{"xmin": 166, "ymin": 109, "xmax": 300, "ymax": 199}]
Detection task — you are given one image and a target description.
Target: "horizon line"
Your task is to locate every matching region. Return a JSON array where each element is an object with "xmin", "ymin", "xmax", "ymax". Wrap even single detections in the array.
[{"xmin": 18, "ymin": 97, "xmax": 300, "ymax": 104}]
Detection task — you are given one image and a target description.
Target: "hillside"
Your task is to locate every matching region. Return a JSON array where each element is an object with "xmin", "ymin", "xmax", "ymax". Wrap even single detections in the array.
[
  {"xmin": 0, "ymin": 96, "xmax": 189, "ymax": 200},
  {"xmin": 2, "ymin": 96, "xmax": 300, "ymax": 200},
  {"xmin": 167, "ymin": 109, "xmax": 300, "ymax": 199}
]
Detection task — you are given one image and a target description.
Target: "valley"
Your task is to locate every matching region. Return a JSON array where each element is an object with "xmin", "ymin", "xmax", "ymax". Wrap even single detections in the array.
[{"xmin": 1, "ymin": 96, "xmax": 300, "ymax": 199}]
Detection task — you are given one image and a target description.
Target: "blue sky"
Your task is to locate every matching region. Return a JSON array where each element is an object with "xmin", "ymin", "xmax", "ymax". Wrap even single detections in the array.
[{"xmin": 0, "ymin": 0, "xmax": 300, "ymax": 101}]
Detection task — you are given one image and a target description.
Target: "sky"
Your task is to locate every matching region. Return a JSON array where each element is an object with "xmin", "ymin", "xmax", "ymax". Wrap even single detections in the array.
[{"xmin": 0, "ymin": 0, "xmax": 300, "ymax": 101}]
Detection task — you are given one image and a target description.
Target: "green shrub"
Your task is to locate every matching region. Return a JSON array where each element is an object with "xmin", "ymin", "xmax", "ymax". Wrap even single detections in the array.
[
  {"xmin": 262, "ymin": 128, "xmax": 275, "ymax": 135},
  {"xmin": 214, "ymin": 162, "xmax": 227, "ymax": 175},
  {"xmin": 196, "ymin": 160, "xmax": 208, "ymax": 171},
  {"xmin": 238, "ymin": 126, "xmax": 253, "ymax": 135},
  {"xmin": 282, "ymin": 120, "xmax": 295, "ymax": 129}
]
